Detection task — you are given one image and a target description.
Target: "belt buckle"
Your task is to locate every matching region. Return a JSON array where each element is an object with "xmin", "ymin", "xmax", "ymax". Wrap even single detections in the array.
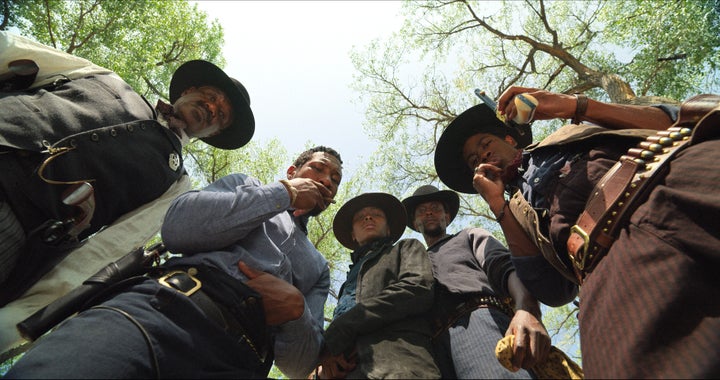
[
  {"xmin": 157, "ymin": 270, "xmax": 202, "ymax": 296},
  {"xmin": 569, "ymin": 225, "xmax": 589, "ymax": 271}
]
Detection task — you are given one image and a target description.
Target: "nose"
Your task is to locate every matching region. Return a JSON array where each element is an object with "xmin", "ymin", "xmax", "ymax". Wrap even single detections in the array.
[
  {"xmin": 364, "ymin": 215, "xmax": 373, "ymax": 221},
  {"xmin": 204, "ymin": 102, "xmax": 217, "ymax": 121},
  {"xmin": 315, "ymin": 172, "xmax": 333, "ymax": 190},
  {"xmin": 481, "ymin": 150, "xmax": 492, "ymax": 163}
]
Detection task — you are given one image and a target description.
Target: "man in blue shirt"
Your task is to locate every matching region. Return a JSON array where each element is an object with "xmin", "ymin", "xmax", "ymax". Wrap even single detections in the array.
[{"xmin": 6, "ymin": 146, "xmax": 343, "ymax": 379}]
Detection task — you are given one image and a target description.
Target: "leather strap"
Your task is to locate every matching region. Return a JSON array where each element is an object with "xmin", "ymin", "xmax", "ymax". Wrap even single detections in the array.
[{"xmin": 567, "ymin": 94, "xmax": 720, "ymax": 284}]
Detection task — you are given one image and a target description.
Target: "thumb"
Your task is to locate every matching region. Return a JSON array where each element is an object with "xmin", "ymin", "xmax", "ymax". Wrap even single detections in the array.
[{"xmin": 237, "ymin": 261, "xmax": 263, "ymax": 279}]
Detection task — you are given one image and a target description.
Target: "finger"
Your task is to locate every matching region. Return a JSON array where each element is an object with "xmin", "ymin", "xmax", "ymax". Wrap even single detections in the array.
[
  {"xmin": 512, "ymin": 331, "xmax": 527, "ymax": 370},
  {"xmin": 237, "ymin": 261, "xmax": 263, "ymax": 280}
]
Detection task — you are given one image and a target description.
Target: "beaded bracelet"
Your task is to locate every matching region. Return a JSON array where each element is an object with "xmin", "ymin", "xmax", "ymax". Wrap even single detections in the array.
[
  {"xmin": 495, "ymin": 199, "xmax": 510, "ymax": 223},
  {"xmin": 279, "ymin": 179, "xmax": 298, "ymax": 207}
]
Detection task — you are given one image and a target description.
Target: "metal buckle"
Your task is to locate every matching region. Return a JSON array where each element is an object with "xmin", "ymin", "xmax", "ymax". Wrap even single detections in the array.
[
  {"xmin": 569, "ymin": 225, "xmax": 589, "ymax": 271},
  {"xmin": 157, "ymin": 270, "xmax": 202, "ymax": 296}
]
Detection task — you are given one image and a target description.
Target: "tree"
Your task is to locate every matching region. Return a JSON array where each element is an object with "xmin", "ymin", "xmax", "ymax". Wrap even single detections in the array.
[
  {"xmin": 350, "ymin": 0, "xmax": 720, "ymax": 362},
  {"xmin": 2, "ymin": 0, "xmax": 224, "ymax": 101}
]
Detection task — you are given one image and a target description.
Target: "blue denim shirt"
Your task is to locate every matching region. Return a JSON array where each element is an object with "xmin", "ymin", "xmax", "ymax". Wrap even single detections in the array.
[
  {"xmin": 333, "ymin": 253, "xmax": 373, "ymax": 318},
  {"xmin": 161, "ymin": 173, "xmax": 330, "ymax": 379}
]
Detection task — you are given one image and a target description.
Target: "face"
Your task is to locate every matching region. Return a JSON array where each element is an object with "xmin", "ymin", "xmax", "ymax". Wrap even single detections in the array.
[
  {"xmin": 413, "ymin": 200, "xmax": 449, "ymax": 237},
  {"xmin": 288, "ymin": 152, "xmax": 343, "ymax": 215},
  {"xmin": 351, "ymin": 206, "xmax": 390, "ymax": 247},
  {"xmin": 173, "ymin": 85, "xmax": 234, "ymax": 138},
  {"xmin": 462, "ymin": 133, "xmax": 519, "ymax": 172}
]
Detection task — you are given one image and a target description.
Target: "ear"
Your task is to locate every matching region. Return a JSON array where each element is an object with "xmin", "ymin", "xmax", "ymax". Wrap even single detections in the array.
[
  {"xmin": 444, "ymin": 213, "xmax": 452, "ymax": 224},
  {"xmin": 286, "ymin": 165, "xmax": 297, "ymax": 180},
  {"xmin": 504, "ymin": 135, "xmax": 518, "ymax": 148}
]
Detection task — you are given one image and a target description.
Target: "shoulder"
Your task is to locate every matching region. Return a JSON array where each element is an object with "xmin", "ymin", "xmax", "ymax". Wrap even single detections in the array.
[
  {"xmin": 530, "ymin": 124, "xmax": 651, "ymax": 150},
  {"xmin": 206, "ymin": 173, "xmax": 259, "ymax": 190},
  {"xmin": 395, "ymin": 238, "xmax": 426, "ymax": 250}
]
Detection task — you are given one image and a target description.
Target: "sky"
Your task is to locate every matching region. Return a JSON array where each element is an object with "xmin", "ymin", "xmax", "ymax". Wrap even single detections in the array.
[{"xmin": 194, "ymin": 1, "xmax": 406, "ymax": 175}]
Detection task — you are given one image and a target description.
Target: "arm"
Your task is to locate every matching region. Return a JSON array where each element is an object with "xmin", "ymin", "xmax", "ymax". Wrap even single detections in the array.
[
  {"xmin": 471, "ymin": 174, "xmax": 578, "ymax": 306},
  {"xmin": 161, "ymin": 174, "xmax": 292, "ymax": 253},
  {"xmin": 272, "ymin": 265, "xmax": 330, "ymax": 379},
  {"xmin": 469, "ymin": 229, "xmax": 551, "ymax": 370},
  {"xmin": 504, "ymin": 273, "xmax": 550, "ymax": 371},
  {"xmin": 1, "ymin": 31, "xmax": 114, "ymax": 88},
  {"xmin": 323, "ymin": 239, "xmax": 435, "ymax": 355},
  {"xmin": 497, "ymin": 86, "xmax": 674, "ymax": 131}
]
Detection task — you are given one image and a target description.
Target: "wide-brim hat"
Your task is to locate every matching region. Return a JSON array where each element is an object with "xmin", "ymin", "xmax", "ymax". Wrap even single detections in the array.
[
  {"xmin": 434, "ymin": 103, "xmax": 532, "ymax": 194},
  {"xmin": 333, "ymin": 192, "xmax": 407, "ymax": 250},
  {"xmin": 170, "ymin": 60, "xmax": 254, "ymax": 150},
  {"xmin": 401, "ymin": 185, "xmax": 460, "ymax": 231}
]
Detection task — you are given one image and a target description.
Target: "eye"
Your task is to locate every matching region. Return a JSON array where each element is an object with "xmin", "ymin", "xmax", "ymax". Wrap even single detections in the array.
[{"xmin": 466, "ymin": 154, "xmax": 478, "ymax": 169}]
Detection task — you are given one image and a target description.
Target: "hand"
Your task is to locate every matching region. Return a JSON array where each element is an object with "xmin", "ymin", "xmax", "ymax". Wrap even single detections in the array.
[
  {"xmin": 472, "ymin": 164, "xmax": 506, "ymax": 214},
  {"xmin": 237, "ymin": 261, "xmax": 304, "ymax": 326},
  {"xmin": 317, "ymin": 348, "xmax": 357, "ymax": 379},
  {"xmin": 497, "ymin": 86, "xmax": 577, "ymax": 122},
  {"xmin": 505, "ymin": 309, "xmax": 551, "ymax": 371},
  {"xmin": 287, "ymin": 177, "xmax": 335, "ymax": 216}
]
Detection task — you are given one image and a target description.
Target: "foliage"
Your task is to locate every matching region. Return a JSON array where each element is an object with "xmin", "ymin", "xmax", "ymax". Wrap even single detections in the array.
[
  {"xmin": 1, "ymin": 0, "xmax": 224, "ymax": 100},
  {"xmin": 350, "ymin": 0, "xmax": 720, "ymax": 364}
]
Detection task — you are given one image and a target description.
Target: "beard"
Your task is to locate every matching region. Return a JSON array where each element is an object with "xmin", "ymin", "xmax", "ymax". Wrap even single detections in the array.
[
  {"xmin": 419, "ymin": 223, "xmax": 445, "ymax": 237},
  {"xmin": 500, "ymin": 150, "xmax": 524, "ymax": 183}
]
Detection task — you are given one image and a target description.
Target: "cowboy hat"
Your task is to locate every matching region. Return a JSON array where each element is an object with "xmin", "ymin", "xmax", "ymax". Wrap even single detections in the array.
[
  {"xmin": 333, "ymin": 192, "xmax": 407, "ymax": 250},
  {"xmin": 170, "ymin": 60, "xmax": 254, "ymax": 150},
  {"xmin": 434, "ymin": 103, "xmax": 532, "ymax": 194},
  {"xmin": 401, "ymin": 185, "xmax": 460, "ymax": 231}
]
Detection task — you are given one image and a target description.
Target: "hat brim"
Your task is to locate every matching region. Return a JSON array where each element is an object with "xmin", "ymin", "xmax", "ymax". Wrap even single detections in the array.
[
  {"xmin": 170, "ymin": 60, "xmax": 254, "ymax": 150},
  {"xmin": 333, "ymin": 193, "xmax": 407, "ymax": 250},
  {"xmin": 434, "ymin": 104, "xmax": 532, "ymax": 194},
  {"xmin": 401, "ymin": 190, "xmax": 459, "ymax": 231}
]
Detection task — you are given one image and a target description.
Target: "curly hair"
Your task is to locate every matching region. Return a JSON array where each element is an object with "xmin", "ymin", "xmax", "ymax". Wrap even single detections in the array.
[{"xmin": 293, "ymin": 146, "xmax": 343, "ymax": 168}]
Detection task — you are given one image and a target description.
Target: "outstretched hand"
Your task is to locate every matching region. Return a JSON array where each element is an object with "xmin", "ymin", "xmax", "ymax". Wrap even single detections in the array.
[
  {"xmin": 497, "ymin": 86, "xmax": 577, "ymax": 123},
  {"xmin": 238, "ymin": 261, "xmax": 304, "ymax": 326}
]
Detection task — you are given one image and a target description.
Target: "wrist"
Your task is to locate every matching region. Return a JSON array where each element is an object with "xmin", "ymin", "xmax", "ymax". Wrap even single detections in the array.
[
  {"xmin": 493, "ymin": 199, "xmax": 509, "ymax": 223},
  {"xmin": 572, "ymin": 93, "xmax": 588, "ymax": 124},
  {"xmin": 279, "ymin": 179, "xmax": 298, "ymax": 207}
]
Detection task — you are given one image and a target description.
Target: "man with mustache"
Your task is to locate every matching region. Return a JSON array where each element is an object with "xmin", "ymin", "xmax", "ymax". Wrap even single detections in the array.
[
  {"xmin": 6, "ymin": 146, "xmax": 343, "ymax": 379},
  {"xmin": 434, "ymin": 86, "xmax": 720, "ymax": 378},
  {"xmin": 402, "ymin": 184, "xmax": 549, "ymax": 378},
  {"xmin": 0, "ymin": 31, "xmax": 255, "ymax": 352}
]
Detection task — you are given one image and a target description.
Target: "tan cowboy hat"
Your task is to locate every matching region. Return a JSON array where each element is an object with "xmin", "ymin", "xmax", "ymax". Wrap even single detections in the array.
[
  {"xmin": 401, "ymin": 185, "xmax": 460, "ymax": 232},
  {"xmin": 170, "ymin": 60, "xmax": 254, "ymax": 150},
  {"xmin": 333, "ymin": 192, "xmax": 407, "ymax": 250},
  {"xmin": 434, "ymin": 103, "xmax": 533, "ymax": 194}
]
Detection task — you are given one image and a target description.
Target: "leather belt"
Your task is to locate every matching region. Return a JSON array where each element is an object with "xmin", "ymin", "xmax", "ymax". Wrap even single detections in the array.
[
  {"xmin": 433, "ymin": 293, "xmax": 514, "ymax": 338},
  {"xmin": 154, "ymin": 268, "xmax": 268, "ymax": 362},
  {"xmin": 567, "ymin": 127, "xmax": 692, "ymax": 284}
]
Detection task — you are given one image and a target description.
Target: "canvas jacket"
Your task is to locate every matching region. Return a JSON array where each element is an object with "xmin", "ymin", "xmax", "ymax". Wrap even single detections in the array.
[{"xmin": 324, "ymin": 238, "xmax": 440, "ymax": 378}]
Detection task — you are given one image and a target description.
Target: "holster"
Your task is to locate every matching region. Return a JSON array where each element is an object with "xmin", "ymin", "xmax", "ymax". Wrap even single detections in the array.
[
  {"xmin": 154, "ymin": 264, "xmax": 273, "ymax": 366},
  {"xmin": 567, "ymin": 94, "xmax": 720, "ymax": 284}
]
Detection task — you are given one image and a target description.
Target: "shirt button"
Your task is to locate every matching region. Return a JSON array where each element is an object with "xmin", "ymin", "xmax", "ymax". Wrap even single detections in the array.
[{"xmin": 533, "ymin": 178, "xmax": 540, "ymax": 183}]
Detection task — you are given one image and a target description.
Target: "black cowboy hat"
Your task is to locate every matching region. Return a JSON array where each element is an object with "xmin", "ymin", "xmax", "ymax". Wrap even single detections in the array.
[
  {"xmin": 170, "ymin": 60, "xmax": 254, "ymax": 150},
  {"xmin": 401, "ymin": 185, "xmax": 460, "ymax": 232},
  {"xmin": 434, "ymin": 103, "xmax": 533, "ymax": 194},
  {"xmin": 333, "ymin": 192, "xmax": 407, "ymax": 250}
]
